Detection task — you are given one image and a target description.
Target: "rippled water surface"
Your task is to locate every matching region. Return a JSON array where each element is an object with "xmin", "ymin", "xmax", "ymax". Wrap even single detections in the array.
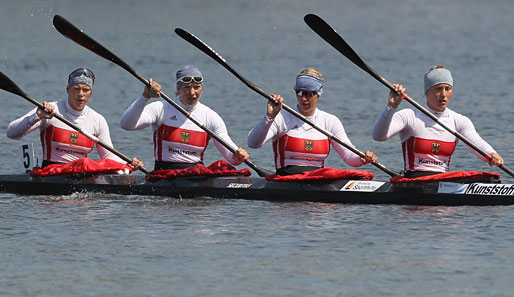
[{"xmin": 1, "ymin": 0, "xmax": 514, "ymax": 296}]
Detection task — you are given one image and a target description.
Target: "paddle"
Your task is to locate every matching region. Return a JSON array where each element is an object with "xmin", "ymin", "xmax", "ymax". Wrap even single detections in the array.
[
  {"xmin": 174, "ymin": 28, "xmax": 400, "ymax": 177},
  {"xmin": 304, "ymin": 13, "xmax": 514, "ymax": 179},
  {"xmin": 52, "ymin": 15, "xmax": 273, "ymax": 177},
  {"xmin": 0, "ymin": 71, "xmax": 149, "ymax": 174}
]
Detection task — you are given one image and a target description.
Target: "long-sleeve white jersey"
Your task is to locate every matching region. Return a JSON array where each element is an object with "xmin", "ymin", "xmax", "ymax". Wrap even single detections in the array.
[
  {"xmin": 6, "ymin": 100, "xmax": 124, "ymax": 164},
  {"xmin": 247, "ymin": 107, "xmax": 365, "ymax": 169},
  {"xmin": 372, "ymin": 104, "xmax": 495, "ymax": 172},
  {"xmin": 120, "ymin": 96, "xmax": 242, "ymax": 165}
]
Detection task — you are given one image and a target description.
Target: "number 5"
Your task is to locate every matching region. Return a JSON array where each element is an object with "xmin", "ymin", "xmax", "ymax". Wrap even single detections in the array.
[{"xmin": 20, "ymin": 143, "xmax": 35, "ymax": 172}]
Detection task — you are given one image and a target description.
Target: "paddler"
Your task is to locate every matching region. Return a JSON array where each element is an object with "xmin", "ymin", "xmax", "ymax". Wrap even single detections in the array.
[
  {"xmin": 372, "ymin": 65, "xmax": 504, "ymax": 178},
  {"xmin": 120, "ymin": 65, "xmax": 249, "ymax": 170},
  {"xmin": 6, "ymin": 68, "xmax": 143, "ymax": 169},
  {"xmin": 247, "ymin": 68, "xmax": 377, "ymax": 176}
]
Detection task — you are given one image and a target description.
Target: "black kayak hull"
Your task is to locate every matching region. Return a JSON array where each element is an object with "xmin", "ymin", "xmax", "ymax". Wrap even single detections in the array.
[{"xmin": 1, "ymin": 174, "xmax": 513, "ymax": 206}]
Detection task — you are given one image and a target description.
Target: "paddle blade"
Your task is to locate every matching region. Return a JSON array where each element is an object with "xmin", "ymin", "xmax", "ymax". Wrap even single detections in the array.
[
  {"xmin": 53, "ymin": 16, "xmax": 100, "ymax": 56},
  {"xmin": 304, "ymin": 14, "xmax": 394, "ymax": 91},
  {"xmin": 304, "ymin": 15, "xmax": 367, "ymax": 69},
  {"xmin": 53, "ymin": 15, "xmax": 134, "ymax": 74},
  {"xmin": 0, "ymin": 72, "xmax": 28, "ymax": 98},
  {"xmin": 175, "ymin": 28, "xmax": 227, "ymax": 65},
  {"xmin": 175, "ymin": 28, "xmax": 272, "ymax": 100},
  {"xmin": 175, "ymin": 27, "xmax": 249, "ymax": 85}
]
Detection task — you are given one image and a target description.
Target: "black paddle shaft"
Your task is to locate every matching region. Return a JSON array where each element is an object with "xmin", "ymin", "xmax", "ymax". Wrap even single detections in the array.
[
  {"xmin": 52, "ymin": 15, "xmax": 273, "ymax": 177},
  {"xmin": 304, "ymin": 13, "xmax": 514, "ymax": 179},
  {"xmin": 174, "ymin": 28, "xmax": 400, "ymax": 177},
  {"xmin": 0, "ymin": 71, "xmax": 149, "ymax": 174}
]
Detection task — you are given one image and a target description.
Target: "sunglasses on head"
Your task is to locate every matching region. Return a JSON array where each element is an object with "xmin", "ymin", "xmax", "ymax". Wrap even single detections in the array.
[
  {"xmin": 177, "ymin": 76, "xmax": 203, "ymax": 84},
  {"xmin": 295, "ymin": 89, "xmax": 317, "ymax": 98},
  {"xmin": 68, "ymin": 68, "xmax": 95, "ymax": 82}
]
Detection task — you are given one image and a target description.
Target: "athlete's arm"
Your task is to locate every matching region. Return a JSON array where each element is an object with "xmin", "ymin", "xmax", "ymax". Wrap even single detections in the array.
[{"xmin": 120, "ymin": 97, "xmax": 163, "ymax": 130}]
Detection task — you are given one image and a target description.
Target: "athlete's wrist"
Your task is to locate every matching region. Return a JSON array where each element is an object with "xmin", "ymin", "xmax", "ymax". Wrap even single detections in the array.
[{"xmin": 386, "ymin": 103, "xmax": 398, "ymax": 111}]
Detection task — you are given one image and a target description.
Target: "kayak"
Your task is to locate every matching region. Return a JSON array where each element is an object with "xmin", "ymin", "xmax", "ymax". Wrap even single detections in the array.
[{"xmin": 1, "ymin": 173, "xmax": 514, "ymax": 206}]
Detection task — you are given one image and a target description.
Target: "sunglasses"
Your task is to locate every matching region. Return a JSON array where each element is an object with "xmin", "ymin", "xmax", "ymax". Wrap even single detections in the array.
[
  {"xmin": 68, "ymin": 68, "xmax": 96, "ymax": 82},
  {"xmin": 295, "ymin": 89, "xmax": 317, "ymax": 98},
  {"xmin": 177, "ymin": 76, "xmax": 203, "ymax": 84}
]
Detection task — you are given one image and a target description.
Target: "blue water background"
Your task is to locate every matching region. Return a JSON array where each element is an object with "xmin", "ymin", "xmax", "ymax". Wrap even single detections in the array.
[{"xmin": 1, "ymin": 0, "xmax": 514, "ymax": 296}]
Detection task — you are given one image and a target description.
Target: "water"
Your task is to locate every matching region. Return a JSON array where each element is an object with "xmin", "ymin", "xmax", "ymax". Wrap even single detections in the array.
[{"xmin": 1, "ymin": 0, "xmax": 514, "ymax": 296}]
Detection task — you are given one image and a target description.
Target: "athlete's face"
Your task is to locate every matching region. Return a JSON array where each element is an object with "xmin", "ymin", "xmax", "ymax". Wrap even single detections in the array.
[
  {"xmin": 178, "ymin": 83, "xmax": 202, "ymax": 107},
  {"xmin": 296, "ymin": 90, "xmax": 319, "ymax": 116},
  {"xmin": 67, "ymin": 83, "xmax": 92, "ymax": 111},
  {"xmin": 426, "ymin": 83, "xmax": 452, "ymax": 112}
]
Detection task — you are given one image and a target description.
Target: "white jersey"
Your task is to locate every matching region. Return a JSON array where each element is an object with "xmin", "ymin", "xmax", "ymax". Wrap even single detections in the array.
[
  {"xmin": 247, "ymin": 106, "xmax": 364, "ymax": 169},
  {"xmin": 120, "ymin": 96, "xmax": 242, "ymax": 165},
  {"xmin": 6, "ymin": 100, "xmax": 124, "ymax": 164},
  {"xmin": 372, "ymin": 104, "xmax": 495, "ymax": 172}
]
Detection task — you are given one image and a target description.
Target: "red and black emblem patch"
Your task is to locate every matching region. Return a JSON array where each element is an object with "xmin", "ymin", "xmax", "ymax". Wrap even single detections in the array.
[
  {"xmin": 431, "ymin": 142, "xmax": 441, "ymax": 154},
  {"xmin": 180, "ymin": 131, "xmax": 191, "ymax": 144},
  {"xmin": 304, "ymin": 140, "xmax": 314, "ymax": 152},
  {"xmin": 69, "ymin": 132, "xmax": 79, "ymax": 144}
]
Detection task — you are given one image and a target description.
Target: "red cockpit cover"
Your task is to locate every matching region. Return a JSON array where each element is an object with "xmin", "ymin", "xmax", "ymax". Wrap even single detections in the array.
[
  {"xmin": 146, "ymin": 160, "xmax": 252, "ymax": 182},
  {"xmin": 30, "ymin": 158, "xmax": 133, "ymax": 177},
  {"xmin": 265, "ymin": 168, "xmax": 374, "ymax": 182},
  {"xmin": 390, "ymin": 171, "xmax": 500, "ymax": 183}
]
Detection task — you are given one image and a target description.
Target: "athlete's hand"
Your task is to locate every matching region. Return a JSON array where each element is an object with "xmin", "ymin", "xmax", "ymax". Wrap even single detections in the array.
[
  {"xmin": 143, "ymin": 78, "xmax": 161, "ymax": 99},
  {"xmin": 128, "ymin": 157, "xmax": 144, "ymax": 170},
  {"xmin": 267, "ymin": 94, "xmax": 283, "ymax": 119},
  {"xmin": 388, "ymin": 84, "xmax": 406, "ymax": 109},
  {"xmin": 361, "ymin": 150, "xmax": 377, "ymax": 164},
  {"xmin": 233, "ymin": 147, "xmax": 249, "ymax": 162},
  {"xmin": 36, "ymin": 101, "xmax": 55, "ymax": 120},
  {"xmin": 488, "ymin": 152, "xmax": 504, "ymax": 167}
]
